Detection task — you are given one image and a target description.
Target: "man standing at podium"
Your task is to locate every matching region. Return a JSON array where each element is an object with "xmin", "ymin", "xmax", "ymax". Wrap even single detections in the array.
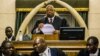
[{"xmin": 31, "ymin": 4, "xmax": 69, "ymax": 34}]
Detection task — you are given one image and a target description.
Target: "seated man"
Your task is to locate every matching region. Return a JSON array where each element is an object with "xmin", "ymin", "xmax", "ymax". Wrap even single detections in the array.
[
  {"xmin": 5, "ymin": 26, "xmax": 16, "ymax": 41},
  {"xmin": 0, "ymin": 40, "xmax": 20, "ymax": 56},
  {"xmin": 31, "ymin": 4, "xmax": 69, "ymax": 34},
  {"xmin": 31, "ymin": 37, "xmax": 67, "ymax": 56},
  {"xmin": 78, "ymin": 36, "xmax": 100, "ymax": 56}
]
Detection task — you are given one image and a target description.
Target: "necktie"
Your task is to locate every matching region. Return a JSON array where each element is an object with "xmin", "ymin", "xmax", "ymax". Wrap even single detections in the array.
[{"xmin": 50, "ymin": 18, "xmax": 52, "ymax": 24}]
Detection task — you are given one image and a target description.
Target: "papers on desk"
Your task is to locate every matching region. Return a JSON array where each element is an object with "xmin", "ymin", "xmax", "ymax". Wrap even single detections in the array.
[{"xmin": 41, "ymin": 24, "xmax": 55, "ymax": 34}]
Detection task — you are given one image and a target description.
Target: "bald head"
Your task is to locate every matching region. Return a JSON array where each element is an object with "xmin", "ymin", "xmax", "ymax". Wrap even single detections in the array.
[
  {"xmin": 34, "ymin": 37, "xmax": 46, "ymax": 44},
  {"xmin": 46, "ymin": 5, "xmax": 55, "ymax": 10},
  {"xmin": 46, "ymin": 4, "xmax": 55, "ymax": 18},
  {"xmin": 87, "ymin": 36, "xmax": 99, "ymax": 46},
  {"xmin": 87, "ymin": 36, "xmax": 99, "ymax": 53},
  {"xmin": 33, "ymin": 37, "xmax": 47, "ymax": 53}
]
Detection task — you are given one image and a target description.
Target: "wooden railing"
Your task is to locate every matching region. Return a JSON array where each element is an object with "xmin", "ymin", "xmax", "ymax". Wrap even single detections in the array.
[{"xmin": 12, "ymin": 40, "xmax": 86, "ymax": 56}]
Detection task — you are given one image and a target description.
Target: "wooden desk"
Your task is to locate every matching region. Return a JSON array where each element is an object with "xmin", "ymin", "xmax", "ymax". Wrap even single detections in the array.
[{"xmin": 32, "ymin": 34, "xmax": 59, "ymax": 40}]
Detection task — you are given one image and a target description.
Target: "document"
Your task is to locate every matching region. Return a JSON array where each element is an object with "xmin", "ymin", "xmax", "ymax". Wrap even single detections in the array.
[{"xmin": 41, "ymin": 24, "xmax": 55, "ymax": 34}]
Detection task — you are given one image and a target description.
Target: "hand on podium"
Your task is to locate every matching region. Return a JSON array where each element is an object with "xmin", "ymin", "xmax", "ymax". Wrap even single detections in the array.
[{"xmin": 53, "ymin": 30, "xmax": 60, "ymax": 34}]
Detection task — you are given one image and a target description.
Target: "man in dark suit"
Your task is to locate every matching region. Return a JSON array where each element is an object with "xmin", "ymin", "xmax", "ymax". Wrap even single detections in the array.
[
  {"xmin": 0, "ymin": 40, "xmax": 20, "ymax": 56},
  {"xmin": 5, "ymin": 26, "xmax": 16, "ymax": 41},
  {"xmin": 31, "ymin": 37, "xmax": 67, "ymax": 56},
  {"xmin": 78, "ymin": 36, "xmax": 100, "ymax": 56},
  {"xmin": 31, "ymin": 4, "xmax": 69, "ymax": 34}
]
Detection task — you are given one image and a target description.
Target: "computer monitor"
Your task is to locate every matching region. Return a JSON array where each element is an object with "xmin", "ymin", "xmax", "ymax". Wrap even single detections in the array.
[{"xmin": 59, "ymin": 27, "xmax": 85, "ymax": 40}]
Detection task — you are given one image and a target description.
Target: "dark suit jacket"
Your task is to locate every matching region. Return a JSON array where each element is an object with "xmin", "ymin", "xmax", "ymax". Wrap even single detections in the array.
[
  {"xmin": 78, "ymin": 49, "xmax": 100, "ymax": 56},
  {"xmin": 31, "ymin": 16, "xmax": 69, "ymax": 34},
  {"xmin": 11, "ymin": 36, "xmax": 16, "ymax": 41},
  {"xmin": 31, "ymin": 48, "xmax": 66, "ymax": 56}
]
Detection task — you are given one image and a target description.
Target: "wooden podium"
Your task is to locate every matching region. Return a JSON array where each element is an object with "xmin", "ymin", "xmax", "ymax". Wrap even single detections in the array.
[{"xmin": 32, "ymin": 33, "xmax": 59, "ymax": 40}]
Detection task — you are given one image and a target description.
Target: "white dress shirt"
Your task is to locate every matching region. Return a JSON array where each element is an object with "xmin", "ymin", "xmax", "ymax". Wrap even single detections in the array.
[
  {"xmin": 48, "ymin": 16, "xmax": 55, "ymax": 23},
  {"xmin": 8, "ymin": 36, "xmax": 13, "ymax": 41},
  {"xmin": 90, "ymin": 49, "xmax": 99, "ymax": 56},
  {"xmin": 39, "ymin": 47, "xmax": 51, "ymax": 56},
  {"xmin": 2, "ymin": 53, "xmax": 5, "ymax": 56}
]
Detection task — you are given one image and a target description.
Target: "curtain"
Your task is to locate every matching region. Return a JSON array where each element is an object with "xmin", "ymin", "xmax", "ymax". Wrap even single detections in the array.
[{"xmin": 15, "ymin": 12, "xmax": 28, "ymax": 36}]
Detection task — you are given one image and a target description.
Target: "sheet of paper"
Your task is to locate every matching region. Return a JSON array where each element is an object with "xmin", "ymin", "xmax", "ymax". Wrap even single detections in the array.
[{"xmin": 41, "ymin": 24, "xmax": 55, "ymax": 34}]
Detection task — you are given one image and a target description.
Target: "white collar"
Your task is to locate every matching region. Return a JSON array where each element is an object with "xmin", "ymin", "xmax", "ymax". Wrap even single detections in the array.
[
  {"xmin": 90, "ymin": 49, "xmax": 99, "ymax": 56},
  {"xmin": 39, "ymin": 47, "xmax": 51, "ymax": 56},
  {"xmin": 48, "ymin": 16, "xmax": 55, "ymax": 23},
  {"xmin": 2, "ymin": 53, "xmax": 5, "ymax": 56},
  {"xmin": 8, "ymin": 36, "xmax": 13, "ymax": 41}
]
